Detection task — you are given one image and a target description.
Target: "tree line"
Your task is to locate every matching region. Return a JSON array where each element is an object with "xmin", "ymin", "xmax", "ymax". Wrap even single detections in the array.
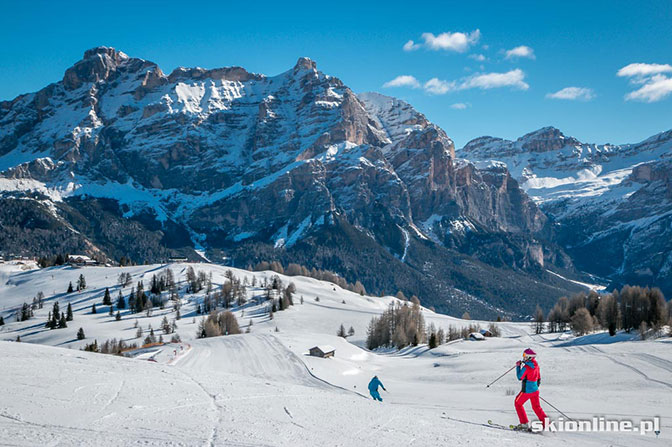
[{"xmin": 536, "ymin": 286, "xmax": 671, "ymax": 338}]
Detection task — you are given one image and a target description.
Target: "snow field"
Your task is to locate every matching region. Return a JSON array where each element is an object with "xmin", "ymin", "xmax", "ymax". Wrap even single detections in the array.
[{"xmin": 1, "ymin": 262, "xmax": 671, "ymax": 446}]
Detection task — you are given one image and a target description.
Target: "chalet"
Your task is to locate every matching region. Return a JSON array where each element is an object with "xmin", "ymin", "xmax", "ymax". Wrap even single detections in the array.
[
  {"xmin": 469, "ymin": 332, "xmax": 485, "ymax": 341},
  {"xmin": 309, "ymin": 345, "xmax": 335, "ymax": 358},
  {"xmin": 68, "ymin": 255, "xmax": 98, "ymax": 267},
  {"xmin": 480, "ymin": 329, "xmax": 493, "ymax": 337}
]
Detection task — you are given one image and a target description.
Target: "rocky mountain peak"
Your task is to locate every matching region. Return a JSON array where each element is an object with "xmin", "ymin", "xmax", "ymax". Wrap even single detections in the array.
[
  {"xmin": 294, "ymin": 57, "xmax": 317, "ymax": 72},
  {"xmin": 63, "ymin": 46, "xmax": 132, "ymax": 90},
  {"xmin": 517, "ymin": 126, "xmax": 581, "ymax": 152}
]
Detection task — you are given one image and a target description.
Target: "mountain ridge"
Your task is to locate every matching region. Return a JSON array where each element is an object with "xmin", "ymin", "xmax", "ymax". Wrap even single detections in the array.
[{"xmin": 0, "ymin": 47, "xmax": 591, "ymax": 317}]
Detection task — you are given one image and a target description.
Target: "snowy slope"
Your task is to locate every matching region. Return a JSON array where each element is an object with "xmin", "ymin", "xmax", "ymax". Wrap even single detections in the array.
[{"xmin": 1, "ymin": 263, "xmax": 671, "ymax": 446}]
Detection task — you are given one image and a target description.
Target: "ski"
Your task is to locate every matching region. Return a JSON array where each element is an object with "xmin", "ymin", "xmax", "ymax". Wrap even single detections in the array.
[
  {"xmin": 487, "ymin": 420, "xmax": 540, "ymax": 434},
  {"xmin": 486, "ymin": 420, "xmax": 509, "ymax": 430}
]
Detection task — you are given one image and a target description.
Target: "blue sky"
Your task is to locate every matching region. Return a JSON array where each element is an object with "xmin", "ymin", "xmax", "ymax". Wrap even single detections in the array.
[{"xmin": 1, "ymin": 0, "xmax": 670, "ymax": 147}]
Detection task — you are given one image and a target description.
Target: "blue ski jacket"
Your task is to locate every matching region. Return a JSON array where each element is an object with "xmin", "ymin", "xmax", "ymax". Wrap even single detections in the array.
[{"xmin": 368, "ymin": 376, "xmax": 386, "ymax": 392}]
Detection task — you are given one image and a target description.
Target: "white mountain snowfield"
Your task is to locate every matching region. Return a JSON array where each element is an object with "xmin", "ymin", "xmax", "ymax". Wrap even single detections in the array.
[
  {"xmin": 1, "ymin": 262, "xmax": 670, "ymax": 446},
  {"xmin": 458, "ymin": 127, "xmax": 672, "ymax": 216}
]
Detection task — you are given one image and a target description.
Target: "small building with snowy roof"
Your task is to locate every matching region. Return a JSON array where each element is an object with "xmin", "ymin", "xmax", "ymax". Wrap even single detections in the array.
[
  {"xmin": 68, "ymin": 255, "xmax": 98, "ymax": 267},
  {"xmin": 309, "ymin": 345, "xmax": 335, "ymax": 358}
]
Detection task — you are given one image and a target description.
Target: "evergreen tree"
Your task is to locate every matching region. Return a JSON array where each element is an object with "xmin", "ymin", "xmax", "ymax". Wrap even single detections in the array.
[
  {"xmin": 67, "ymin": 282, "xmax": 74, "ymax": 294},
  {"xmin": 115, "ymin": 311, "xmax": 121, "ymax": 321},
  {"xmin": 77, "ymin": 327, "xmax": 85, "ymax": 340},
  {"xmin": 77, "ymin": 274, "xmax": 86, "ymax": 291},
  {"xmin": 0, "ymin": 316, "xmax": 4, "ymax": 326},
  {"xmin": 428, "ymin": 332, "xmax": 438, "ymax": 349},
  {"xmin": 337, "ymin": 324, "xmax": 346, "ymax": 338},
  {"xmin": 92, "ymin": 303, "xmax": 97, "ymax": 314},
  {"xmin": 128, "ymin": 288, "xmax": 136, "ymax": 311},
  {"xmin": 348, "ymin": 326, "xmax": 355, "ymax": 337},
  {"xmin": 161, "ymin": 316, "xmax": 171, "ymax": 334},
  {"xmin": 109, "ymin": 305, "xmax": 114, "ymax": 316},
  {"xmin": 58, "ymin": 314, "xmax": 68, "ymax": 328},
  {"xmin": 117, "ymin": 291, "xmax": 126, "ymax": 309},
  {"xmin": 20, "ymin": 302, "xmax": 31, "ymax": 321},
  {"xmin": 136, "ymin": 326, "xmax": 144, "ymax": 338},
  {"xmin": 134, "ymin": 289, "xmax": 145, "ymax": 314},
  {"xmin": 66, "ymin": 303, "xmax": 73, "ymax": 321},
  {"xmin": 102, "ymin": 288, "xmax": 112, "ymax": 306},
  {"xmin": 47, "ymin": 302, "xmax": 60, "ymax": 329}
]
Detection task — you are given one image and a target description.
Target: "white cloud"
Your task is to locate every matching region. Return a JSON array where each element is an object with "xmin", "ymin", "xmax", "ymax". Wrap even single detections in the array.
[
  {"xmin": 450, "ymin": 103, "xmax": 469, "ymax": 110},
  {"xmin": 403, "ymin": 40, "xmax": 421, "ymax": 52},
  {"xmin": 404, "ymin": 30, "xmax": 481, "ymax": 53},
  {"xmin": 383, "ymin": 75, "xmax": 420, "ymax": 89},
  {"xmin": 504, "ymin": 45, "xmax": 535, "ymax": 60},
  {"xmin": 422, "ymin": 69, "xmax": 529, "ymax": 95},
  {"xmin": 546, "ymin": 87, "xmax": 595, "ymax": 101},
  {"xmin": 617, "ymin": 63, "xmax": 672, "ymax": 102},
  {"xmin": 459, "ymin": 69, "xmax": 529, "ymax": 90},
  {"xmin": 424, "ymin": 78, "xmax": 455, "ymax": 94},
  {"xmin": 469, "ymin": 54, "xmax": 486, "ymax": 62},
  {"xmin": 625, "ymin": 74, "xmax": 672, "ymax": 103},
  {"xmin": 617, "ymin": 63, "xmax": 672, "ymax": 78}
]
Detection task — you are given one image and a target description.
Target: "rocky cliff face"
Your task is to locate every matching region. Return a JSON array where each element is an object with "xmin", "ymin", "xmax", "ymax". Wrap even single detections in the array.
[
  {"xmin": 460, "ymin": 127, "xmax": 672, "ymax": 296},
  {"xmin": 0, "ymin": 47, "xmax": 583, "ymax": 317}
]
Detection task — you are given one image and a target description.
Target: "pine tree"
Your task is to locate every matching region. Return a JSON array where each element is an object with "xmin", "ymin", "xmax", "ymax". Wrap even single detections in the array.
[
  {"xmin": 348, "ymin": 326, "xmax": 355, "ymax": 337},
  {"xmin": 117, "ymin": 291, "xmax": 126, "ymax": 310},
  {"xmin": 47, "ymin": 302, "xmax": 60, "ymax": 329},
  {"xmin": 77, "ymin": 274, "xmax": 86, "ymax": 291},
  {"xmin": 136, "ymin": 326, "xmax": 144, "ymax": 338},
  {"xmin": 428, "ymin": 332, "xmax": 438, "ymax": 349},
  {"xmin": 20, "ymin": 302, "xmax": 31, "ymax": 321},
  {"xmin": 77, "ymin": 327, "xmax": 85, "ymax": 340},
  {"xmin": 58, "ymin": 314, "xmax": 68, "ymax": 328},
  {"xmin": 66, "ymin": 303, "xmax": 73, "ymax": 321},
  {"xmin": 0, "ymin": 316, "xmax": 4, "ymax": 326},
  {"xmin": 67, "ymin": 282, "xmax": 74, "ymax": 293},
  {"xmin": 109, "ymin": 305, "xmax": 114, "ymax": 316},
  {"xmin": 337, "ymin": 324, "xmax": 346, "ymax": 337},
  {"xmin": 115, "ymin": 311, "xmax": 121, "ymax": 321},
  {"xmin": 92, "ymin": 303, "xmax": 97, "ymax": 314},
  {"xmin": 102, "ymin": 288, "xmax": 112, "ymax": 306}
]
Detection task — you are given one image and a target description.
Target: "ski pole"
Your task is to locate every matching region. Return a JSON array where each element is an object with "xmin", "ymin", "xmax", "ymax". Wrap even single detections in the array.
[
  {"xmin": 540, "ymin": 396, "xmax": 574, "ymax": 421},
  {"xmin": 486, "ymin": 365, "xmax": 516, "ymax": 388}
]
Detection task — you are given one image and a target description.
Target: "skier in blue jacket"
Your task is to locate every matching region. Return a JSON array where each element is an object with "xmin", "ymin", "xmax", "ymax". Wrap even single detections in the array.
[{"xmin": 368, "ymin": 375, "xmax": 386, "ymax": 401}]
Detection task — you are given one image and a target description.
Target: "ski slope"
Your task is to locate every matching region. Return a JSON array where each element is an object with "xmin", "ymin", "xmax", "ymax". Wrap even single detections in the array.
[{"xmin": 0, "ymin": 262, "xmax": 670, "ymax": 446}]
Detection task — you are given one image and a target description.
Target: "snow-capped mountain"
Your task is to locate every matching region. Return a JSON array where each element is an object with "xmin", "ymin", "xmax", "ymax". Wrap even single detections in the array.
[
  {"xmin": 460, "ymin": 127, "xmax": 672, "ymax": 295},
  {"xmin": 0, "ymin": 47, "xmax": 584, "ymax": 317}
]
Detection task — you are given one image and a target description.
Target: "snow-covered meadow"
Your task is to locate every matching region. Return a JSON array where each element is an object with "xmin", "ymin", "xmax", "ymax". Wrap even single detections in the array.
[{"xmin": 1, "ymin": 262, "xmax": 670, "ymax": 446}]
